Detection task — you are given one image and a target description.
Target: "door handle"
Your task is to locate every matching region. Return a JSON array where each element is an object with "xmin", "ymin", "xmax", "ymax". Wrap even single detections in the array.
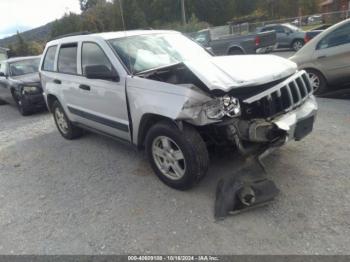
[
  {"xmin": 53, "ymin": 79, "xmax": 61, "ymax": 84},
  {"xmin": 317, "ymin": 55, "xmax": 327, "ymax": 60},
  {"xmin": 79, "ymin": 84, "xmax": 91, "ymax": 91}
]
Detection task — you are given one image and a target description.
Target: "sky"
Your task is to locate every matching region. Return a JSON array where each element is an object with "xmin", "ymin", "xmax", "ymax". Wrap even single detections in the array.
[{"xmin": 0, "ymin": 0, "xmax": 81, "ymax": 39}]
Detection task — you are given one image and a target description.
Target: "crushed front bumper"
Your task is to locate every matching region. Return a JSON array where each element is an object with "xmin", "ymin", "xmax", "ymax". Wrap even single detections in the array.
[
  {"xmin": 229, "ymin": 96, "xmax": 318, "ymax": 157},
  {"xmin": 273, "ymin": 95, "xmax": 317, "ymax": 142}
]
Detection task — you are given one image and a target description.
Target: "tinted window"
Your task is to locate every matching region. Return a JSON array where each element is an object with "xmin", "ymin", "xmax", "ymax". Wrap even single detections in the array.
[
  {"xmin": 81, "ymin": 42, "xmax": 112, "ymax": 76},
  {"xmin": 58, "ymin": 44, "xmax": 78, "ymax": 74},
  {"xmin": 274, "ymin": 26, "xmax": 285, "ymax": 33},
  {"xmin": 318, "ymin": 22, "xmax": 350, "ymax": 49},
  {"xmin": 42, "ymin": 46, "xmax": 57, "ymax": 71}
]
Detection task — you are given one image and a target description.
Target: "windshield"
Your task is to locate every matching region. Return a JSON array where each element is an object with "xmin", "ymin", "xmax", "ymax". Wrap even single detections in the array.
[
  {"xmin": 108, "ymin": 33, "xmax": 211, "ymax": 74},
  {"xmin": 9, "ymin": 58, "xmax": 40, "ymax": 76}
]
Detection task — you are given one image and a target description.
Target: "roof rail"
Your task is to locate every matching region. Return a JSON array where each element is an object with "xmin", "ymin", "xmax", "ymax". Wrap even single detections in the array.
[{"xmin": 52, "ymin": 31, "xmax": 91, "ymax": 41}]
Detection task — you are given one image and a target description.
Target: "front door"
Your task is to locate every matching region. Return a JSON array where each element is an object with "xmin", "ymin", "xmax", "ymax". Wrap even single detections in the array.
[{"xmin": 62, "ymin": 41, "xmax": 130, "ymax": 141}]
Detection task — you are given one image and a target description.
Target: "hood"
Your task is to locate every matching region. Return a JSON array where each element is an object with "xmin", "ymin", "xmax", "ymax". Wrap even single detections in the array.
[
  {"xmin": 184, "ymin": 55, "xmax": 297, "ymax": 93},
  {"xmin": 10, "ymin": 73, "xmax": 40, "ymax": 85}
]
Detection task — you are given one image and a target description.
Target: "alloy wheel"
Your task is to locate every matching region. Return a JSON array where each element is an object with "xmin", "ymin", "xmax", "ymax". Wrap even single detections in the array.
[
  {"xmin": 55, "ymin": 107, "xmax": 69, "ymax": 134},
  {"xmin": 152, "ymin": 136, "xmax": 186, "ymax": 180},
  {"xmin": 308, "ymin": 72, "xmax": 320, "ymax": 92}
]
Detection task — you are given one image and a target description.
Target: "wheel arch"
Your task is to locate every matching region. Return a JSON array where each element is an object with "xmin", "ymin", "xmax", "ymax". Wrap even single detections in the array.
[
  {"xmin": 227, "ymin": 45, "xmax": 246, "ymax": 55},
  {"xmin": 137, "ymin": 113, "xmax": 180, "ymax": 149},
  {"xmin": 46, "ymin": 94, "xmax": 60, "ymax": 112},
  {"xmin": 304, "ymin": 67, "xmax": 328, "ymax": 84}
]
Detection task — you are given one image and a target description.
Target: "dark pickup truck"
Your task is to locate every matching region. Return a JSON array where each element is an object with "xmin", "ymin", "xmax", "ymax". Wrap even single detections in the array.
[{"xmin": 190, "ymin": 28, "xmax": 277, "ymax": 55}]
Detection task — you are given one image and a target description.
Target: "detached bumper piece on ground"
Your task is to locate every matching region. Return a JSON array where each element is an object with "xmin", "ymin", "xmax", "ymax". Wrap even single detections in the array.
[{"xmin": 214, "ymin": 163, "xmax": 279, "ymax": 220}]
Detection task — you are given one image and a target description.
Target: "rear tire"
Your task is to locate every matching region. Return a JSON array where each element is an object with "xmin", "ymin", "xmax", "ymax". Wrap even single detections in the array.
[
  {"xmin": 52, "ymin": 100, "xmax": 84, "ymax": 140},
  {"xmin": 145, "ymin": 121, "xmax": 209, "ymax": 190},
  {"xmin": 306, "ymin": 69, "xmax": 327, "ymax": 95},
  {"xmin": 228, "ymin": 48, "xmax": 244, "ymax": 55}
]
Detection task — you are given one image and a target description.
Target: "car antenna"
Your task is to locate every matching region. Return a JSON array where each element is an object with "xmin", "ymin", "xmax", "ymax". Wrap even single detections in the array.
[{"xmin": 118, "ymin": 0, "xmax": 134, "ymax": 77}]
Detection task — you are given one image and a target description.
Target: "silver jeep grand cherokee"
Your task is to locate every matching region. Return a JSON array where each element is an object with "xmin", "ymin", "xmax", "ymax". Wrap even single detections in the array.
[{"xmin": 40, "ymin": 30, "xmax": 318, "ymax": 190}]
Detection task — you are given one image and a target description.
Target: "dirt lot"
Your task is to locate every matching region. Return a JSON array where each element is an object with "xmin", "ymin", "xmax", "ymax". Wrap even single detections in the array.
[{"xmin": 0, "ymin": 95, "xmax": 349, "ymax": 255}]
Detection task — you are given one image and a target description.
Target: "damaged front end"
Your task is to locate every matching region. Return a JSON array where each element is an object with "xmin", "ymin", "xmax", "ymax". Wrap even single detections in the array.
[{"xmin": 177, "ymin": 70, "xmax": 318, "ymax": 161}]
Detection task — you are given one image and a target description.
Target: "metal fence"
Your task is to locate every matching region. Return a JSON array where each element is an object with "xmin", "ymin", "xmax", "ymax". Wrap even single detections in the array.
[{"xmin": 198, "ymin": 10, "xmax": 350, "ymax": 39}]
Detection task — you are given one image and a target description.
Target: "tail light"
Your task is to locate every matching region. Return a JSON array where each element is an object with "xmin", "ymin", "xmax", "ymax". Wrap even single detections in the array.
[
  {"xmin": 255, "ymin": 36, "xmax": 261, "ymax": 47},
  {"xmin": 304, "ymin": 35, "xmax": 311, "ymax": 43}
]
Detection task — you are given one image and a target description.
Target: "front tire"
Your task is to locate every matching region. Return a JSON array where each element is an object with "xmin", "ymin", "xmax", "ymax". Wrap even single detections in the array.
[
  {"xmin": 145, "ymin": 121, "xmax": 209, "ymax": 190},
  {"xmin": 306, "ymin": 69, "xmax": 327, "ymax": 95},
  {"xmin": 16, "ymin": 97, "xmax": 32, "ymax": 116},
  {"xmin": 52, "ymin": 100, "xmax": 83, "ymax": 140},
  {"xmin": 292, "ymin": 39, "xmax": 304, "ymax": 51}
]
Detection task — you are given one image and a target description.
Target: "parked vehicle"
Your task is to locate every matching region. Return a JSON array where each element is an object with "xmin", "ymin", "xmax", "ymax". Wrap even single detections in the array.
[
  {"xmin": 290, "ymin": 19, "xmax": 350, "ymax": 94},
  {"xmin": 259, "ymin": 23, "xmax": 305, "ymax": 51},
  {"xmin": 308, "ymin": 15, "xmax": 323, "ymax": 25},
  {"xmin": 304, "ymin": 25, "xmax": 332, "ymax": 43},
  {"xmin": 0, "ymin": 56, "xmax": 45, "ymax": 115},
  {"xmin": 191, "ymin": 28, "xmax": 277, "ymax": 55},
  {"xmin": 40, "ymin": 30, "xmax": 317, "ymax": 190}
]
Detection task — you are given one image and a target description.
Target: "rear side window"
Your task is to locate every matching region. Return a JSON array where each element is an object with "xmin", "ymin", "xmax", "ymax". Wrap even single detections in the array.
[
  {"xmin": 42, "ymin": 45, "xmax": 57, "ymax": 71},
  {"xmin": 81, "ymin": 42, "xmax": 112, "ymax": 76},
  {"xmin": 58, "ymin": 43, "xmax": 78, "ymax": 74}
]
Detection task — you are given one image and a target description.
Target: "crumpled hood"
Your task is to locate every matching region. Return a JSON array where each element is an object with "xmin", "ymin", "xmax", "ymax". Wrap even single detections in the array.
[
  {"xmin": 10, "ymin": 73, "xmax": 40, "ymax": 85},
  {"xmin": 184, "ymin": 55, "xmax": 297, "ymax": 93}
]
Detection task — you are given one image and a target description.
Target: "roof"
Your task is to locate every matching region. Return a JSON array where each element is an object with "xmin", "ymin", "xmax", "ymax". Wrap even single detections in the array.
[
  {"xmin": 47, "ymin": 30, "xmax": 179, "ymax": 46},
  {"xmin": 4, "ymin": 55, "xmax": 41, "ymax": 63}
]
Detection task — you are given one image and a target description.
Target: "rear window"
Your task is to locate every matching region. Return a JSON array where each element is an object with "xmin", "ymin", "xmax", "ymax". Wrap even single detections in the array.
[
  {"xmin": 57, "ymin": 43, "xmax": 78, "ymax": 74},
  {"xmin": 42, "ymin": 45, "xmax": 57, "ymax": 71}
]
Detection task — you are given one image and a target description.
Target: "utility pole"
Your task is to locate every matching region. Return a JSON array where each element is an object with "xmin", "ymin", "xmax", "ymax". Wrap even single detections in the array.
[{"xmin": 181, "ymin": 0, "xmax": 186, "ymax": 25}]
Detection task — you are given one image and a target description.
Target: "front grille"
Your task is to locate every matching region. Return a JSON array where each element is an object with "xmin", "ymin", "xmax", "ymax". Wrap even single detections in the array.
[{"xmin": 243, "ymin": 71, "xmax": 313, "ymax": 119}]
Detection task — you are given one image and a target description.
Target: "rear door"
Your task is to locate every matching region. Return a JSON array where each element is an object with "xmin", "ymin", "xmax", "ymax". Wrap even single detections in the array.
[
  {"xmin": 63, "ymin": 41, "xmax": 130, "ymax": 141},
  {"xmin": 314, "ymin": 22, "xmax": 350, "ymax": 85}
]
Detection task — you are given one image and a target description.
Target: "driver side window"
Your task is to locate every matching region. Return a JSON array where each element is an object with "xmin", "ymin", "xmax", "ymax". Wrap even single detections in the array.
[
  {"xmin": 318, "ymin": 23, "xmax": 350, "ymax": 50},
  {"xmin": 81, "ymin": 42, "xmax": 113, "ymax": 76}
]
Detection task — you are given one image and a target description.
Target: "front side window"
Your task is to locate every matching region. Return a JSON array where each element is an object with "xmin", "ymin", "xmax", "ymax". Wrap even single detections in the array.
[
  {"xmin": 9, "ymin": 58, "xmax": 40, "ymax": 76},
  {"xmin": 81, "ymin": 42, "xmax": 112, "ymax": 76},
  {"xmin": 42, "ymin": 45, "xmax": 57, "ymax": 71},
  {"xmin": 58, "ymin": 43, "xmax": 78, "ymax": 74},
  {"xmin": 108, "ymin": 33, "xmax": 211, "ymax": 74},
  {"xmin": 318, "ymin": 23, "xmax": 350, "ymax": 49}
]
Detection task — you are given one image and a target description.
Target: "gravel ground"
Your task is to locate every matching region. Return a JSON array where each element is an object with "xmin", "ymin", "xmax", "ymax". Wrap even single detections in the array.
[{"xmin": 0, "ymin": 96, "xmax": 349, "ymax": 255}]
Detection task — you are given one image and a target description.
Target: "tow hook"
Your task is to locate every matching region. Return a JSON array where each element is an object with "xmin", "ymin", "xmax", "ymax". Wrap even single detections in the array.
[{"xmin": 214, "ymin": 158, "xmax": 279, "ymax": 220}]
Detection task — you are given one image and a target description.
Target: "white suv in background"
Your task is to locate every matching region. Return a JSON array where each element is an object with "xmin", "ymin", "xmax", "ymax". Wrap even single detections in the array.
[{"xmin": 40, "ymin": 30, "xmax": 317, "ymax": 190}]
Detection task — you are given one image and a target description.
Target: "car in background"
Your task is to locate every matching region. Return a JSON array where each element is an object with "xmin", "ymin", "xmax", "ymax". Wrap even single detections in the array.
[
  {"xmin": 191, "ymin": 28, "xmax": 277, "ymax": 55},
  {"xmin": 304, "ymin": 24, "xmax": 332, "ymax": 43},
  {"xmin": 290, "ymin": 19, "xmax": 350, "ymax": 94},
  {"xmin": 308, "ymin": 15, "xmax": 323, "ymax": 25},
  {"xmin": 259, "ymin": 23, "xmax": 305, "ymax": 51},
  {"xmin": 0, "ymin": 56, "xmax": 45, "ymax": 115}
]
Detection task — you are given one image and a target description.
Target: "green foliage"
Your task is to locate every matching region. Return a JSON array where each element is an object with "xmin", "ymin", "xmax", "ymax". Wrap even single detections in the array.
[
  {"xmin": 7, "ymin": 32, "xmax": 44, "ymax": 57},
  {"xmin": 49, "ymin": 0, "xmax": 322, "ymax": 39}
]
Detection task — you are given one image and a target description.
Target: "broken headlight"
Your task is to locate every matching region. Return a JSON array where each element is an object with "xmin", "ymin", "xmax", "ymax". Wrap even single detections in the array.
[
  {"xmin": 204, "ymin": 95, "xmax": 241, "ymax": 120},
  {"xmin": 22, "ymin": 86, "xmax": 39, "ymax": 94}
]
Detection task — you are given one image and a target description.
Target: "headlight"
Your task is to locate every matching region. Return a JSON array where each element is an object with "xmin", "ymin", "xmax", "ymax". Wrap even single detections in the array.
[
  {"xmin": 22, "ymin": 86, "xmax": 39, "ymax": 94},
  {"xmin": 204, "ymin": 95, "xmax": 241, "ymax": 120}
]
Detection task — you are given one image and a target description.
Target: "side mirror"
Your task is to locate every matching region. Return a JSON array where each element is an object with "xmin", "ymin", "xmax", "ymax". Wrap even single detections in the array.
[{"xmin": 85, "ymin": 65, "xmax": 119, "ymax": 82}]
